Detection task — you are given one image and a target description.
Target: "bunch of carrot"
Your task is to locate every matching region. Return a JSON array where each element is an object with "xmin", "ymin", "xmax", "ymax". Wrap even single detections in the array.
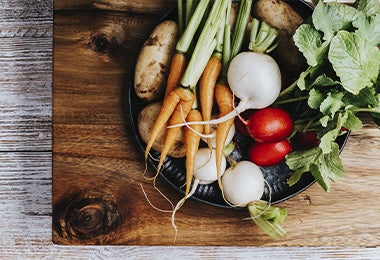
[{"xmin": 144, "ymin": 0, "xmax": 253, "ymax": 200}]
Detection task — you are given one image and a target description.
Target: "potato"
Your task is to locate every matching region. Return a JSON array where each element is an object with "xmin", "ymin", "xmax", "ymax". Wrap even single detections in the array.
[
  {"xmin": 134, "ymin": 20, "xmax": 178, "ymax": 101},
  {"xmin": 138, "ymin": 101, "xmax": 186, "ymax": 158},
  {"xmin": 253, "ymin": 0, "xmax": 307, "ymax": 78}
]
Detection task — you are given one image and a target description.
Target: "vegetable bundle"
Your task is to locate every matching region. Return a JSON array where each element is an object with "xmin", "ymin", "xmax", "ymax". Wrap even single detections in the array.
[{"xmin": 134, "ymin": 0, "xmax": 380, "ymax": 240}]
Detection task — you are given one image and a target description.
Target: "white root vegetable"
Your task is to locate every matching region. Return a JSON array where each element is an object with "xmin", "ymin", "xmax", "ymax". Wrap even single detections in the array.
[
  {"xmin": 227, "ymin": 52, "xmax": 282, "ymax": 110},
  {"xmin": 193, "ymin": 147, "xmax": 227, "ymax": 184},
  {"xmin": 167, "ymin": 51, "xmax": 282, "ymax": 129},
  {"xmin": 221, "ymin": 160, "xmax": 265, "ymax": 207},
  {"xmin": 167, "ymin": 18, "xmax": 282, "ymax": 130},
  {"xmin": 171, "ymin": 148, "xmax": 227, "ymax": 240},
  {"xmin": 221, "ymin": 160, "xmax": 288, "ymax": 238}
]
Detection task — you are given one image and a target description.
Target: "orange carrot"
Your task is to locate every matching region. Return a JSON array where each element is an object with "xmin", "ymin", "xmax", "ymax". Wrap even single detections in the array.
[
  {"xmin": 214, "ymin": 82, "xmax": 234, "ymax": 190},
  {"xmin": 144, "ymin": 87, "xmax": 195, "ymax": 161},
  {"xmin": 165, "ymin": 53, "xmax": 187, "ymax": 97},
  {"xmin": 199, "ymin": 54, "xmax": 222, "ymax": 137},
  {"xmin": 155, "ymin": 97, "xmax": 194, "ymax": 175},
  {"xmin": 184, "ymin": 109, "xmax": 203, "ymax": 196}
]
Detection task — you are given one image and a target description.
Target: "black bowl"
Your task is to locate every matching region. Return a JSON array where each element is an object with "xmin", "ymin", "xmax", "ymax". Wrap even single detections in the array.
[{"xmin": 128, "ymin": 0, "xmax": 350, "ymax": 208}]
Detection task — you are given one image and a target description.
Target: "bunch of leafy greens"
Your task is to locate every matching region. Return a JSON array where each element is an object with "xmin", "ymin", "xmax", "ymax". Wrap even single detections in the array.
[{"xmin": 280, "ymin": 0, "xmax": 380, "ymax": 192}]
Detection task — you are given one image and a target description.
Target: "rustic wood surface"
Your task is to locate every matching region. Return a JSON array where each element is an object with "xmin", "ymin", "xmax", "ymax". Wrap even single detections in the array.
[{"xmin": 1, "ymin": 0, "xmax": 379, "ymax": 258}]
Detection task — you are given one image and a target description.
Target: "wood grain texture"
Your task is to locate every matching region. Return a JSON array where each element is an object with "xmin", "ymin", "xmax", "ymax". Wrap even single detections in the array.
[
  {"xmin": 0, "ymin": 0, "xmax": 380, "ymax": 257},
  {"xmin": 52, "ymin": 0, "xmax": 380, "ymax": 247},
  {"xmin": 54, "ymin": 0, "xmax": 176, "ymax": 14}
]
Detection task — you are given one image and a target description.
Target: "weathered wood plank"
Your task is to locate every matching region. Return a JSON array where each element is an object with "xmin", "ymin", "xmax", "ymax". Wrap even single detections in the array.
[
  {"xmin": 0, "ymin": 0, "xmax": 379, "ymax": 257},
  {"xmin": 52, "ymin": 6, "xmax": 380, "ymax": 246},
  {"xmin": 0, "ymin": 37, "xmax": 52, "ymax": 151},
  {"xmin": 54, "ymin": 0, "xmax": 176, "ymax": 14},
  {"xmin": 1, "ymin": 152, "xmax": 380, "ymax": 257}
]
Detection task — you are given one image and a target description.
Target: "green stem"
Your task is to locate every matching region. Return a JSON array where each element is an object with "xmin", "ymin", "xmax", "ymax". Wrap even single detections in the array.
[
  {"xmin": 176, "ymin": 0, "xmax": 211, "ymax": 54},
  {"xmin": 352, "ymin": 107, "xmax": 380, "ymax": 114},
  {"xmin": 274, "ymin": 96, "xmax": 308, "ymax": 105},
  {"xmin": 177, "ymin": 0, "xmax": 184, "ymax": 36},
  {"xmin": 185, "ymin": 0, "xmax": 195, "ymax": 26},
  {"xmin": 180, "ymin": 0, "xmax": 229, "ymax": 88},
  {"xmin": 215, "ymin": 2, "xmax": 227, "ymax": 55},
  {"xmin": 221, "ymin": 2, "xmax": 231, "ymax": 79},
  {"xmin": 278, "ymin": 79, "xmax": 298, "ymax": 99},
  {"xmin": 249, "ymin": 18, "xmax": 279, "ymax": 54},
  {"xmin": 248, "ymin": 201, "xmax": 288, "ymax": 238},
  {"xmin": 230, "ymin": 0, "xmax": 252, "ymax": 59}
]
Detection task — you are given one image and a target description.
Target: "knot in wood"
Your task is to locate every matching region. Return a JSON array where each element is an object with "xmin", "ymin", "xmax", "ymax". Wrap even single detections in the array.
[
  {"xmin": 89, "ymin": 34, "xmax": 119, "ymax": 55},
  {"xmin": 62, "ymin": 191, "xmax": 121, "ymax": 240}
]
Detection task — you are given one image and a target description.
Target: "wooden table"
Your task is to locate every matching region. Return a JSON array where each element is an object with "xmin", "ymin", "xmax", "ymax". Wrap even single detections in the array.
[{"xmin": 1, "ymin": 0, "xmax": 379, "ymax": 258}]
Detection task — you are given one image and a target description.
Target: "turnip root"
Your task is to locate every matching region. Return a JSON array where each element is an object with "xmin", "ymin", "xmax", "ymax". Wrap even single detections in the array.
[
  {"xmin": 171, "ymin": 148, "xmax": 227, "ymax": 240},
  {"xmin": 168, "ymin": 19, "xmax": 282, "ymax": 129},
  {"xmin": 221, "ymin": 160, "xmax": 288, "ymax": 238},
  {"xmin": 222, "ymin": 160, "xmax": 265, "ymax": 207},
  {"xmin": 227, "ymin": 52, "xmax": 282, "ymax": 110}
]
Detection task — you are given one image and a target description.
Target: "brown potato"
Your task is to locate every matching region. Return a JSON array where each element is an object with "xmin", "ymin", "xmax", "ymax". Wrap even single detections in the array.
[
  {"xmin": 134, "ymin": 20, "xmax": 178, "ymax": 101},
  {"xmin": 138, "ymin": 101, "xmax": 186, "ymax": 158},
  {"xmin": 253, "ymin": 0, "xmax": 307, "ymax": 78}
]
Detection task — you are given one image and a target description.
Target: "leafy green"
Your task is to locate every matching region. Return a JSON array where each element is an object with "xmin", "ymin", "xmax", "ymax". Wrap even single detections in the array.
[
  {"xmin": 312, "ymin": 1, "xmax": 359, "ymax": 41},
  {"xmin": 286, "ymin": 143, "xmax": 345, "ymax": 192},
  {"xmin": 293, "ymin": 24, "xmax": 328, "ymax": 66},
  {"xmin": 284, "ymin": 0, "xmax": 380, "ymax": 191},
  {"xmin": 248, "ymin": 201, "xmax": 288, "ymax": 238},
  {"xmin": 353, "ymin": 14, "xmax": 380, "ymax": 45},
  {"xmin": 357, "ymin": 0, "xmax": 380, "ymax": 16},
  {"xmin": 328, "ymin": 31, "xmax": 380, "ymax": 95},
  {"xmin": 320, "ymin": 91, "xmax": 345, "ymax": 118},
  {"xmin": 308, "ymin": 88, "xmax": 324, "ymax": 109}
]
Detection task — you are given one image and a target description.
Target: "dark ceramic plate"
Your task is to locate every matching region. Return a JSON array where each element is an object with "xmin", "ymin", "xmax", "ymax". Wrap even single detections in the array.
[{"xmin": 128, "ymin": 0, "xmax": 350, "ymax": 208}]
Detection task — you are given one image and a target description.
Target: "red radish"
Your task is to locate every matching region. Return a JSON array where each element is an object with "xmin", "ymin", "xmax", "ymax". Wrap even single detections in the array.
[
  {"xmin": 246, "ymin": 107, "xmax": 294, "ymax": 143},
  {"xmin": 234, "ymin": 109, "xmax": 255, "ymax": 136},
  {"xmin": 296, "ymin": 131, "xmax": 320, "ymax": 148},
  {"xmin": 248, "ymin": 140, "xmax": 292, "ymax": 167}
]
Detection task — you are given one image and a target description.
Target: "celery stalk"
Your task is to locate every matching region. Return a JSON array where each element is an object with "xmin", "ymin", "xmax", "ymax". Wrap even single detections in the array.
[
  {"xmin": 180, "ymin": 0, "xmax": 230, "ymax": 89},
  {"xmin": 176, "ymin": 0, "xmax": 211, "ymax": 54},
  {"xmin": 230, "ymin": 0, "xmax": 253, "ymax": 59}
]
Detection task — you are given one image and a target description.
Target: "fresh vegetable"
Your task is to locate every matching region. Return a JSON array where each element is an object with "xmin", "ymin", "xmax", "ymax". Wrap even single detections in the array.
[
  {"xmin": 144, "ymin": 87, "xmax": 194, "ymax": 164},
  {"xmin": 296, "ymin": 131, "xmax": 320, "ymax": 149},
  {"xmin": 253, "ymin": 0, "xmax": 306, "ymax": 78},
  {"xmin": 277, "ymin": 0, "xmax": 380, "ymax": 192},
  {"xmin": 221, "ymin": 160, "xmax": 288, "ymax": 238},
  {"xmin": 248, "ymin": 140, "xmax": 292, "ymax": 167},
  {"xmin": 234, "ymin": 109, "xmax": 255, "ymax": 136},
  {"xmin": 145, "ymin": 0, "xmax": 223, "ymax": 166},
  {"xmin": 188, "ymin": 18, "xmax": 283, "ymax": 126},
  {"xmin": 184, "ymin": 109, "xmax": 203, "ymax": 196},
  {"xmin": 222, "ymin": 160, "xmax": 265, "ymax": 207},
  {"xmin": 214, "ymin": 82, "xmax": 235, "ymax": 191},
  {"xmin": 193, "ymin": 148, "xmax": 227, "ymax": 185},
  {"xmin": 138, "ymin": 101, "xmax": 185, "ymax": 158},
  {"xmin": 226, "ymin": 50, "xmax": 281, "ymax": 115},
  {"xmin": 134, "ymin": 20, "xmax": 179, "ymax": 101},
  {"xmin": 246, "ymin": 107, "xmax": 294, "ymax": 143},
  {"xmin": 171, "ymin": 147, "xmax": 227, "ymax": 240},
  {"xmin": 199, "ymin": 54, "xmax": 223, "ymax": 139},
  {"xmin": 164, "ymin": 53, "xmax": 187, "ymax": 97},
  {"xmin": 214, "ymin": 0, "xmax": 252, "ymax": 194}
]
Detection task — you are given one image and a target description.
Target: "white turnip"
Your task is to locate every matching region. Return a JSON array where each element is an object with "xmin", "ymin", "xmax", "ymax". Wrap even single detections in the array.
[
  {"xmin": 221, "ymin": 160, "xmax": 265, "ymax": 207},
  {"xmin": 221, "ymin": 160, "xmax": 288, "ymax": 238},
  {"xmin": 168, "ymin": 18, "xmax": 282, "ymax": 129},
  {"xmin": 171, "ymin": 148, "xmax": 227, "ymax": 240}
]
